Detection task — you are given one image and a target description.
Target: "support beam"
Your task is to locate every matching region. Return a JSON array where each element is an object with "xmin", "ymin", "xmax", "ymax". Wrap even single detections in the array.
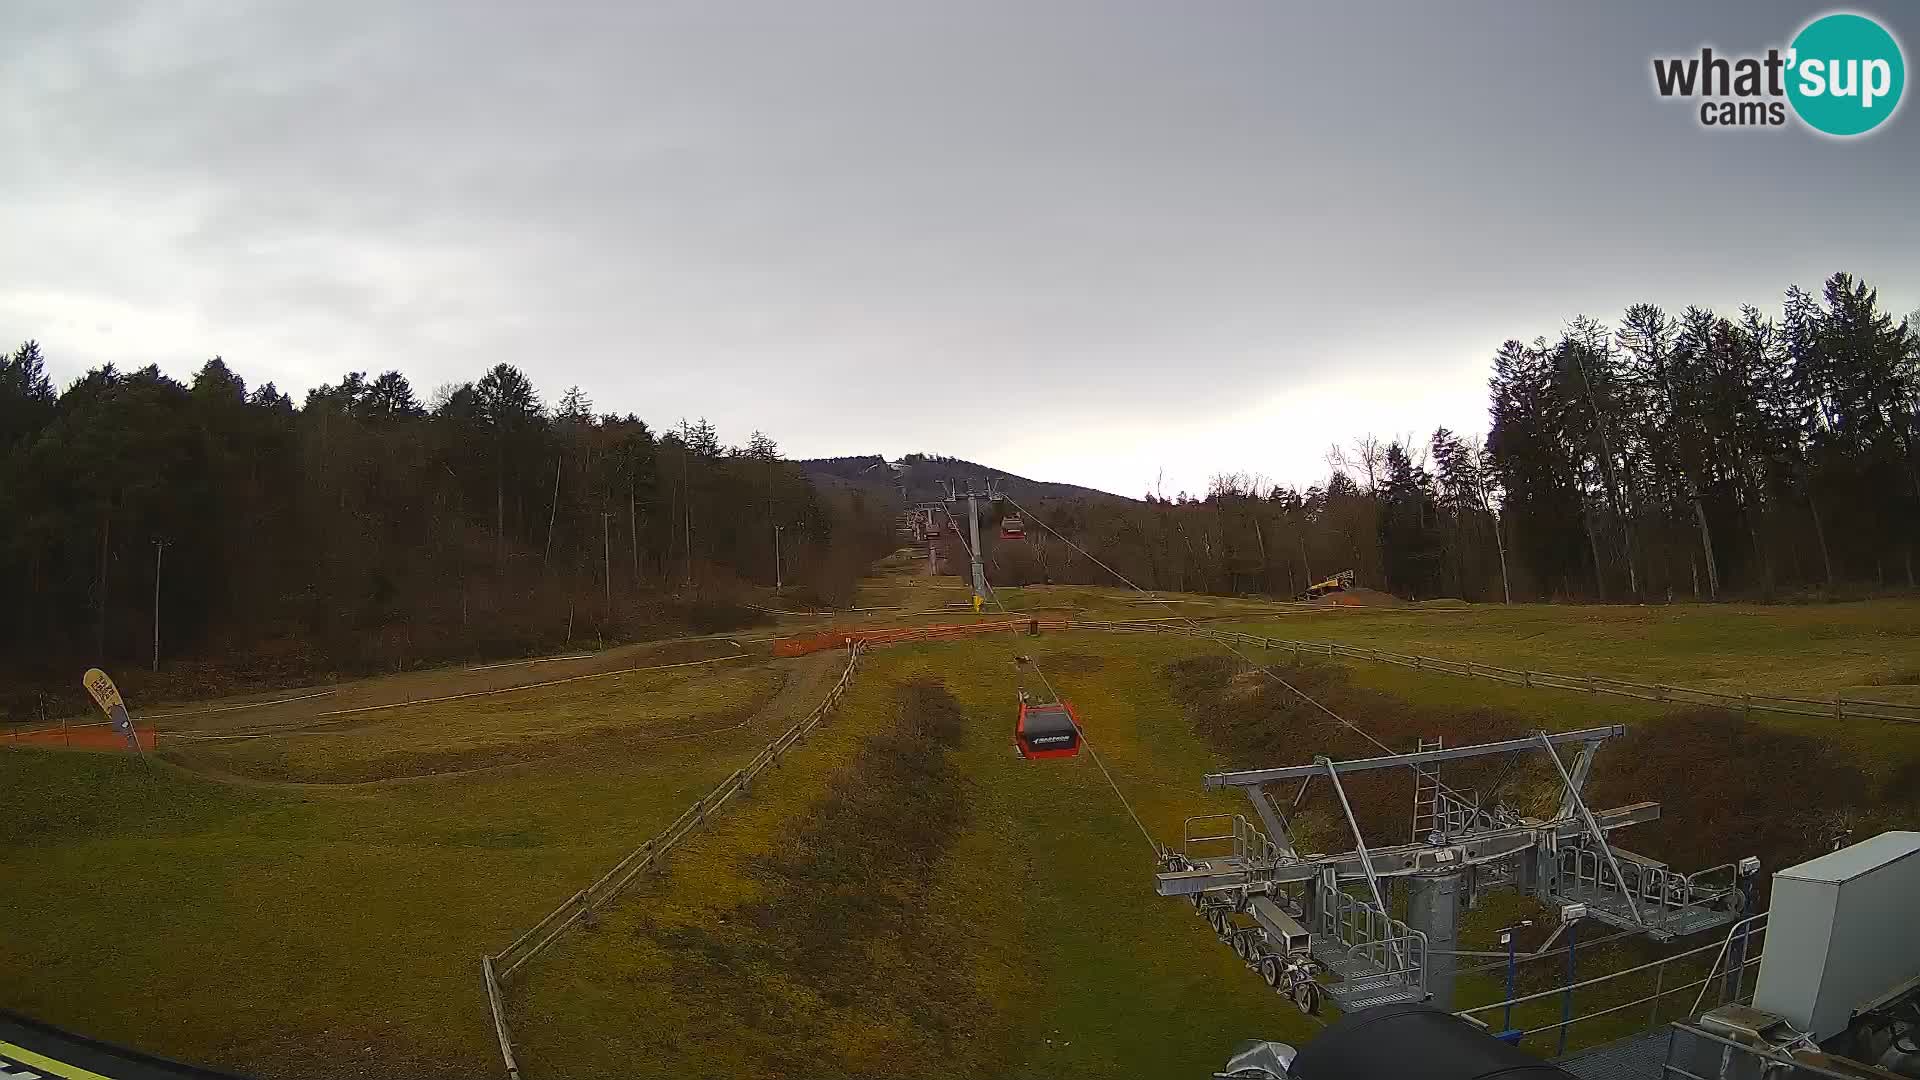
[
  {"xmin": 1554, "ymin": 742, "xmax": 1599, "ymax": 820},
  {"xmin": 1153, "ymin": 802, "xmax": 1659, "ymax": 897},
  {"xmin": 1408, "ymin": 870, "xmax": 1463, "ymax": 1009},
  {"xmin": 1246, "ymin": 787, "xmax": 1297, "ymax": 858},
  {"xmin": 1321, "ymin": 755, "xmax": 1404, "ymax": 972},
  {"xmin": 1535, "ymin": 731, "xmax": 1644, "ymax": 927},
  {"xmin": 1205, "ymin": 726, "xmax": 1627, "ymax": 789}
]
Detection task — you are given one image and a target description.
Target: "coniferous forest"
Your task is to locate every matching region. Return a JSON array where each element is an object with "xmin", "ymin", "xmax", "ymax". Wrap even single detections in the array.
[
  {"xmin": 0, "ymin": 356, "xmax": 895, "ymax": 716},
  {"xmin": 3, "ymin": 272, "xmax": 1915, "ymax": 716},
  {"xmin": 992, "ymin": 273, "xmax": 1920, "ymax": 605}
]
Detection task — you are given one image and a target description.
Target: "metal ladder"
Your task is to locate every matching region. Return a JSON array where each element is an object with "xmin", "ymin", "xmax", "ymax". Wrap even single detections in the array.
[{"xmin": 1411, "ymin": 736, "xmax": 1444, "ymax": 842}]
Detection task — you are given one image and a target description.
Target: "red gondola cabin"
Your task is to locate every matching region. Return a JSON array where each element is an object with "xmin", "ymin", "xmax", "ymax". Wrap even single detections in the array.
[
  {"xmin": 1000, "ymin": 515, "xmax": 1026, "ymax": 540},
  {"xmin": 1015, "ymin": 697, "xmax": 1080, "ymax": 759}
]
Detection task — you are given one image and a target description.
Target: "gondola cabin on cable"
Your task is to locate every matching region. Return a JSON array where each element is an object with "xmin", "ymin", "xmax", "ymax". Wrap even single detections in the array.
[
  {"xmin": 1014, "ymin": 693, "xmax": 1080, "ymax": 759},
  {"xmin": 999, "ymin": 514, "xmax": 1026, "ymax": 541}
]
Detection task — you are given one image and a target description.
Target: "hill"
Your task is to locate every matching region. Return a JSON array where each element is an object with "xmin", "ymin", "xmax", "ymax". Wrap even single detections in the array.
[{"xmin": 798, "ymin": 452, "xmax": 1132, "ymax": 505}]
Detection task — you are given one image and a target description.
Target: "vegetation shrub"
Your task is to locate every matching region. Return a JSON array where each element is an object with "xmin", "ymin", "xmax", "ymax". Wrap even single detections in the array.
[
  {"xmin": 1165, "ymin": 655, "xmax": 1536, "ymax": 841},
  {"xmin": 635, "ymin": 680, "xmax": 992, "ymax": 1077},
  {"xmin": 1588, "ymin": 711, "xmax": 1877, "ymax": 878},
  {"xmin": 661, "ymin": 599, "xmax": 768, "ymax": 635},
  {"xmin": 1164, "ymin": 657, "xmax": 1915, "ymax": 882}
]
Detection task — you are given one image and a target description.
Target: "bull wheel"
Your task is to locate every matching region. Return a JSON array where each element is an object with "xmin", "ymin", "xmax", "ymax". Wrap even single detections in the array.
[
  {"xmin": 1260, "ymin": 956, "xmax": 1282, "ymax": 988},
  {"xmin": 1292, "ymin": 980, "xmax": 1322, "ymax": 1016}
]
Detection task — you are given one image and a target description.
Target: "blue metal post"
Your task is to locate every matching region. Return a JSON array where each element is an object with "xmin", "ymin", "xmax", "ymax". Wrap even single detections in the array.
[
  {"xmin": 1503, "ymin": 932, "xmax": 1518, "ymax": 1033},
  {"xmin": 1558, "ymin": 919, "xmax": 1579, "ymax": 1056}
]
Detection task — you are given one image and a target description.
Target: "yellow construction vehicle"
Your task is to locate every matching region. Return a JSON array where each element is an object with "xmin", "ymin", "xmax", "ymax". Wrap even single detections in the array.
[{"xmin": 1299, "ymin": 569, "xmax": 1354, "ymax": 600}]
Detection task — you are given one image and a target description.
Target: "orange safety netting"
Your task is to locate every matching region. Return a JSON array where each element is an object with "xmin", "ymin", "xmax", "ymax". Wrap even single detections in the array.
[
  {"xmin": 1, "ymin": 723, "xmax": 157, "ymax": 752},
  {"xmin": 773, "ymin": 618, "xmax": 1071, "ymax": 657}
]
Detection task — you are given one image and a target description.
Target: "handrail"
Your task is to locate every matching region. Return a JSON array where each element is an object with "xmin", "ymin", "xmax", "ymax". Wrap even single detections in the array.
[
  {"xmin": 1511, "ymin": 960, "xmax": 1760, "ymax": 1039},
  {"xmin": 1663, "ymin": 1021, "xmax": 1865, "ymax": 1080},
  {"xmin": 1455, "ymin": 925, "xmax": 1758, "ymax": 1017},
  {"xmin": 1690, "ymin": 911, "xmax": 1769, "ymax": 1017}
]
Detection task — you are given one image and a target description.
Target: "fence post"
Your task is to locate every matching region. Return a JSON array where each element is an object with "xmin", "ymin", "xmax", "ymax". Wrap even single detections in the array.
[
  {"xmin": 1523, "ymin": 671, "xmax": 1533, "ymax": 688},
  {"xmin": 1656, "ymin": 685, "xmax": 1668, "ymax": 702},
  {"xmin": 1586, "ymin": 676, "xmax": 1597, "ymax": 696},
  {"xmin": 1648, "ymin": 958, "xmax": 1666, "ymax": 1029},
  {"xmin": 1743, "ymin": 693, "xmax": 1752, "ymax": 719}
]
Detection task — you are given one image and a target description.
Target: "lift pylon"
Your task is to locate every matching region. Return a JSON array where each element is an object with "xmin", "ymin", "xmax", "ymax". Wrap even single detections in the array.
[
  {"xmin": 943, "ymin": 479, "xmax": 1002, "ymax": 602},
  {"xmin": 1159, "ymin": 725, "xmax": 1758, "ymax": 1014}
]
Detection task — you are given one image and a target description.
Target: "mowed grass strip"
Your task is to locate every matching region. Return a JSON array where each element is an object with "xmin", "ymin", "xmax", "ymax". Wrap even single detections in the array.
[
  {"xmin": 162, "ymin": 663, "xmax": 787, "ymax": 784},
  {"xmin": 1218, "ymin": 598, "xmax": 1920, "ymax": 698},
  {"xmin": 1211, "ymin": 601, "xmax": 1920, "ymax": 778},
  {"xmin": 506, "ymin": 663, "xmax": 944, "ymax": 1078},
  {"xmin": 0, "ymin": 653, "xmax": 843, "ymax": 1080},
  {"xmin": 510, "ymin": 634, "xmax": 1314, "ymax": 1080}
]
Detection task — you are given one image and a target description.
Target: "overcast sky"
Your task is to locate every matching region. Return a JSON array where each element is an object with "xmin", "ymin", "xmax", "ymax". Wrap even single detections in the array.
[{"xmin": 5, "ymin": 2, "xmax": 1915, "ymax": 496}]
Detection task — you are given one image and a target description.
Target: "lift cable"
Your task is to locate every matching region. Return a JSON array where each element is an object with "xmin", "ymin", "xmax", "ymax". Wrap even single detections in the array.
[
  {"xmin": 1000, "ymin": 493, "xmax": 1400, "ymax": 755},
  {"xmin": 945, "ymin": 504, "xmax": 1159, "ymax": 856},
  {"xmin": 999, "ymin": 492, "xmax": 1479, "ymax": 803}
]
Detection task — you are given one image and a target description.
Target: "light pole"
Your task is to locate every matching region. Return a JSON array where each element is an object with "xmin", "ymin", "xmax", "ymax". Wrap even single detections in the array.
[{"xmin": 773, "ymin": 524, "xmax": 784, "ymax": 593}]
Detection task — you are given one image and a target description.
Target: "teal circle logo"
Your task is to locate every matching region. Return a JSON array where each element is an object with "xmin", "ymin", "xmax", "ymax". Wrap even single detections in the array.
[{"xmin": 1787, "ymin": 13, "xmax": 1905, "ymax": 136}]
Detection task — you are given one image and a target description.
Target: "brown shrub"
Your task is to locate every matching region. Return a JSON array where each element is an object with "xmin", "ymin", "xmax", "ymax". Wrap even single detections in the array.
[
  {"xmin": 1164, "ymin": 659, "xmax": 1912, "ymax": 883},
  {"xmin": 1587, "ymin": 710, "xmax": 1873, "ymax": 876}
]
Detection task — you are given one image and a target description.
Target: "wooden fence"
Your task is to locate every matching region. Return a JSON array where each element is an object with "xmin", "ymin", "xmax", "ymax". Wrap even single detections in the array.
[
  {"xmin": 481, "ymin": 639, "xmax": 867, "ymax": 1079},
  {"xmin": 0, "ymin": 722, "xmax": 156, "ymax": 751},
  {"xmin": 1080, "ymin": 621, "xmax": 1920, "ymax": 726},
  {"xmin": 772, "ymin": 617, "xmax": 1069, "ymax": 656}
]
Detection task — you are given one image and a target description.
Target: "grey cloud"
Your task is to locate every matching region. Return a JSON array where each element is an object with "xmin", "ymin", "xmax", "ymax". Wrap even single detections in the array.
[{"xmin": 3, "ymin": 1, "xmax": 1914, "ymax": 493}]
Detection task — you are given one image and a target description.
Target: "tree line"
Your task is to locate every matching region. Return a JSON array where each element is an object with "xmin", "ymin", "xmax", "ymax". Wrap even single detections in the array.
[
  {"xmin": 992, "ymin": 272, "xmax": 1918, "ymax": 603},
  {"xmin": 0, "ymin": 352, "xmax": 894, "ymax": 716}
]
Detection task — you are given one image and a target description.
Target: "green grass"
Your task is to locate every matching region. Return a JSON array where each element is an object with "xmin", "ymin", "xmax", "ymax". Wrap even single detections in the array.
[
  {"xmin": 1211, "ymin": 601, "xmax": 1920, "ymax": 779},
  {"xmin": 506, "ymin": 633, "xmax": 1314, "ymax": 1079},
  {"xmin": 0, "ymin": 655, "xmax": 839, "ymax": 1080},
  {"xmin": 163, "ymin": 663, "xmax": 787, "ymax": 783},
  {"xmin": 7, "ymin": 590, "xmax": 1920, "ymax": 1078},
  {"xmin": 1218, "ymin": 599, "xmax": 1920, "ymax": 695}
]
